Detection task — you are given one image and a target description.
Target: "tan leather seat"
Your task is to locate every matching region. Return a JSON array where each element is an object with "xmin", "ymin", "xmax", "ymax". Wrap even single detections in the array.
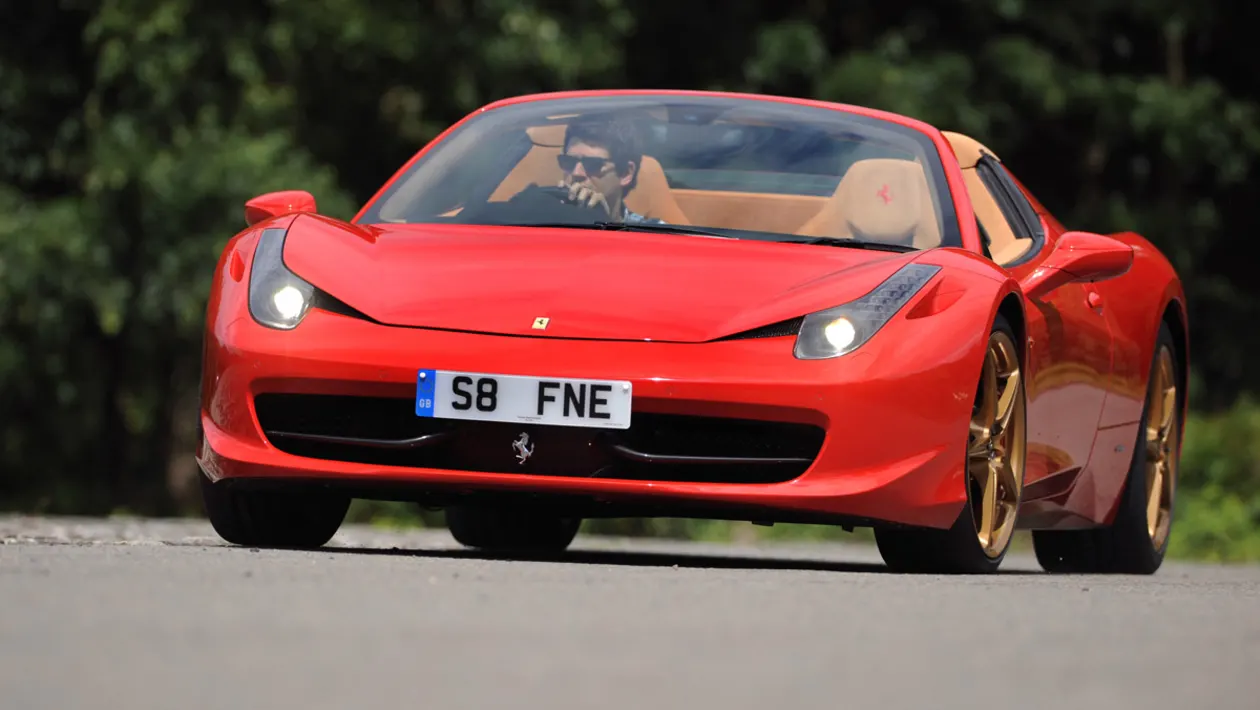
[
  {"xmin": 796, "ymin": 158, "xmax": 941, "ymax": 248},
  {"xmin": 489, "ymin": 125, "xmax": 691, "ymax": 224},
  {"xmin": 625, "ymin": 156, "xmax": 691, "ymax": 224}
]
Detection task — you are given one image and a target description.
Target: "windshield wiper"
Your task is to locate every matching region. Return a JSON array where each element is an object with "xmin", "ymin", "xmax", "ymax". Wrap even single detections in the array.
[
  {"xmin": 591, "ymin": 222, "xmax": 735, "ymax": 239},
  {"xmin": 783, "ymin": 236, "xmax": 917, "ymax": 252}
]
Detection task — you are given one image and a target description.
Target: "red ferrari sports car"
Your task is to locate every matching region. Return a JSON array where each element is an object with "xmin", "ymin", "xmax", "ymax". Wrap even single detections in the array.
[{"xmin": 196, "ymin": 89, "xmax": 1187, "ymax": 574}]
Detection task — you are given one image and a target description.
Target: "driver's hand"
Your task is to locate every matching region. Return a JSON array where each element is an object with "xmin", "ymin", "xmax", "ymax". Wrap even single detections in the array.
[{"xmin": 559, "ymin": 179, "xmax": 611, "ymax": 216}]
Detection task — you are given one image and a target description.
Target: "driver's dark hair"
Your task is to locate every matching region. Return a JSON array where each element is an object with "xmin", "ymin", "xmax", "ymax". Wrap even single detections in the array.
[{"xmin": 563, "ymin": 115, "xmax": 643, "ymax": 192}]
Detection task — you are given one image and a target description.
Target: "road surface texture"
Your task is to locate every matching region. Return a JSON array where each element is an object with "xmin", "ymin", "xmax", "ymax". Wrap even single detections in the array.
[{"xmin": 2, "ymin": 516, "xmax": 1257, "ymax": 710}]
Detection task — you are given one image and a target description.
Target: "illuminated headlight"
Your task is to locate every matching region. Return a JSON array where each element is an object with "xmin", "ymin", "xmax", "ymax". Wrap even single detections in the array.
[
  {"xmin": 271, "ymin": 285, "xmax": 307, "ymax": 320},
  {"xmin": 248, "ymin": 227, "xmax": 315, "ymax": 330},
  {"xmin": 793, "ymin": 263, "xmax": 940, "ymax": 359}
]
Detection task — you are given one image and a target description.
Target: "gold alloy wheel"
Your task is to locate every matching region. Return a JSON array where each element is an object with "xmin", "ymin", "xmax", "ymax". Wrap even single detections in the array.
[
  {"xmin": 967, "ymin": 331, "xmax": 1026, "ymax": 558},
  {"xmin": 1144, "ymin": 347, "xmax": 1178, "ymax": 550}
]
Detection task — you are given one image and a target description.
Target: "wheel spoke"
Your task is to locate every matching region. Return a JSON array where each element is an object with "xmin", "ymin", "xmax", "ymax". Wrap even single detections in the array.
[
  {"xmin": 1159, "ymin": 386, "xmax": 1176, "ymax": 431},
  {"xmin": 1146, "ymin": 461, "xmax": 1164, "ymax": 538},
  {"xmin": 998, "ymin": 456, "xmax": 1020, "ymax": 497},
  {"xmin": 968, "ymin": 455, "xmax": 990, "ymax": 485},
  {"xmin": 978, "ymin": 462, "xmax": 999, "ymax": 547},
  {"xmin": 994, "ymin": 371, "xmax": 1020, "ymax": 437},
  {"xmin": 977, "ymin": 351, "xmax": 997, "ymax": 432},
  {"xmin": 969, "ymin": 420, "xmax": 991, "ymax": 456},
  {"xmin": 1146, "ymin": 408, "xmax": 1165, "ymax": 445}
]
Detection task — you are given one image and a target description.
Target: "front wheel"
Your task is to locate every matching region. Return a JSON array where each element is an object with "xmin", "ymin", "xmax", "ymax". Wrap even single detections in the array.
[
  {"xmin": 876, "ymin": 314, "xmax": 1027, "ymax": 573},
  {"xmin": 200, "ymin": 474, "xmax": 350, "ymax": 548},
  {"xmin": 445, "ymin": 505, "xmax": 581, "ymax": 554}
]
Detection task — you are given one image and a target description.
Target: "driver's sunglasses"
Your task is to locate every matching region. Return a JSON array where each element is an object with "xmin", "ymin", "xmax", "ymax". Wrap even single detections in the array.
[{"xmin": 556, "ymin": 154, "xmax": 613, "ymax": 176}]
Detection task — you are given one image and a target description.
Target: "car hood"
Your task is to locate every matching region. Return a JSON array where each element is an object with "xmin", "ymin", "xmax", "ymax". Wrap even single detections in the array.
[{"xmin": 280, "ymin": 215, "xmax": 920, "ymax": 343}]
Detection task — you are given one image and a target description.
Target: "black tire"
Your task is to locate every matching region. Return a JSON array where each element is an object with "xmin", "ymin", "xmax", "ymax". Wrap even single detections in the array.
[
  {"xmin": 876, "ymin": 313, "xmax": 1027, "ymax": 574},
  {"xmin": 1032, "ymin": 322, "xmax": 1180, "ymax": 574},
  {"xmin": 445, "ymin": 505, "xmax": 581, "ymax": 554},
  {"xmin": 875, "ymin": 504, "xmax": 1013, "ymax": 574},
  {"xmin": 200, "ymin": 474, "xmax": 350, "ymax": 548}
]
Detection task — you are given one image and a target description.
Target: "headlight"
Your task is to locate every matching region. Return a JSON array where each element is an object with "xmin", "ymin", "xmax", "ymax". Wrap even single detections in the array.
[
  {"xmin": 793, "ymin": 263, "xmax": 940, "ymax": 359},
  {"xmin": 248, "ymin": 227, "xmax": 315, "ymax": 330}
]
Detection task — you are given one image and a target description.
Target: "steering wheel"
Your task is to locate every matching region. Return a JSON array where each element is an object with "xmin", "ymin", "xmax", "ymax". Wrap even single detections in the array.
[
  {"xmin": 531, "ymin": 185, "xmax": 573, "ymax": 202},
  {"xmin": 527, "ymin": 184, "xmax": 605, "ymax": 210},
  {"xmin": 455, "ymin": 183, "xmax": 608, "ymax": 225},
  {"xmin": 509, "ymin": 183, "xmax": 611, "ymax": 217}
]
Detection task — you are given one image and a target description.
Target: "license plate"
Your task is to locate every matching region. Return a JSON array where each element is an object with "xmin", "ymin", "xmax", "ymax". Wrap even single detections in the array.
[{"xmin": 414, "ymin": 369, "xmax": 632, "ymax": 429}]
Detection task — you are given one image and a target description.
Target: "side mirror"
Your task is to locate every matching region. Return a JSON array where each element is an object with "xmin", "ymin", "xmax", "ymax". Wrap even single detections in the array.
[
  {"xmin": 244, "ymin": 190, "xmax": 317, "ymax": 226},
  {"xmin": 1020, "ymin": 231, "xmax": 1133, "ymax": 300}
]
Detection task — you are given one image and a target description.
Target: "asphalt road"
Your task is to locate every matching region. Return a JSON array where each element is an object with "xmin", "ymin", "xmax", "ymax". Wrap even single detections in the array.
[{"xmin": 2, "ymin": 516, "xmax": 1257, "ymax": 710}]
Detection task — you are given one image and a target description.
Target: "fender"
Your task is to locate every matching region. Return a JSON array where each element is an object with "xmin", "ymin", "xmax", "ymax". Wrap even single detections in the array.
[
  {"xmin": 910, "ymin": 247, "xmax": 1030, "ymax": 470},
  {"xmin": 913, "ymin": 246, "xmax": 1028, "ymax": 376}
]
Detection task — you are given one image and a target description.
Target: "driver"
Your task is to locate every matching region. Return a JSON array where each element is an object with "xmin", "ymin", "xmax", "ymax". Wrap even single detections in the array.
[{"xmin": 555, "ymin": 115, "xmax": 665, "ymax": 224}]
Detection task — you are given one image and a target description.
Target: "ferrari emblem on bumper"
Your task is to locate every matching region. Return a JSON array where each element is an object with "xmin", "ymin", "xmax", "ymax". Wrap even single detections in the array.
[
  {"xmin": 532, "ymin": 317, "xmax": 550, "ymax": 330},
  {"xmin": 512, "ymin": 432, "xmax": 535, "ymax": 464}
]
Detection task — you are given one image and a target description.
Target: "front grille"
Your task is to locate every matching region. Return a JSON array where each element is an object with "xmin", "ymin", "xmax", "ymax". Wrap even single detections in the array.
[{"xmin": 254, "ymin": 393, "xmax": 824, "ymax": 484}]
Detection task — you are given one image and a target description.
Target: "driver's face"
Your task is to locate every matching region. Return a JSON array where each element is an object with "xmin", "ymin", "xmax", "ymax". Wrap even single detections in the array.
[{"xmin": 561, "ymin": 140, "xmax": 625, "ymax": 200}]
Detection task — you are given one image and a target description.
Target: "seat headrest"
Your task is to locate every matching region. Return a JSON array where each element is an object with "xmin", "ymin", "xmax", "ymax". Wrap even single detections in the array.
[
  {"xmin": 526, "ymin": 124, "xmax": 567, "ymax": 147},
  {"xmin": 795, "ymin": 157, "xmax": 941, "ymax": 248},
  {"xmin": 833, "ymin": 159, "xmax": 928, "ymax": 243}
]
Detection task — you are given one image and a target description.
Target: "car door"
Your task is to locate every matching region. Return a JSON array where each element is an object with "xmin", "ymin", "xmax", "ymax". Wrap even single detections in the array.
[{"xmin": 962, "ymin": 155, "xmax": 1113, "ymax": 498}]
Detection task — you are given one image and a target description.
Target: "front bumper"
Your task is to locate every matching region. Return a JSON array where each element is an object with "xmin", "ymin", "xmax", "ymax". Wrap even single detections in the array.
[{"xmin": 197, "ymin": 308, "xmax": 976, "ymax": 529}]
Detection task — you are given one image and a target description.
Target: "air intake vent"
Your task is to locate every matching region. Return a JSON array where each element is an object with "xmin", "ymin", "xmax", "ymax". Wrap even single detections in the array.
[{"xmin": 719, "ymin": 317, "xmax": 803, "ymax": 341}]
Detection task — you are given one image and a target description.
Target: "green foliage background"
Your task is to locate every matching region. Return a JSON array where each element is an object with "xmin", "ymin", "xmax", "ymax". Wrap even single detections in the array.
[{"xmin": 2, "ymin": 1, "xmax": 1257, "ymax": 559}]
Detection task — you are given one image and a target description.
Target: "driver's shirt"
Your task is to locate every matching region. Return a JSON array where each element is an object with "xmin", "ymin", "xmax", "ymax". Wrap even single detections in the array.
[{"xmin": 622, "ymin": 206, "xmax": 666, "ymax": 225}]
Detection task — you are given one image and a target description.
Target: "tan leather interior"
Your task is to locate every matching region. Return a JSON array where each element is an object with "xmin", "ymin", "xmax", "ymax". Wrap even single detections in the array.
[
  {"xmin": 488, "ymin": 124, "xmax": 691, "ymax": 224},
  {"xmin": 795, "ymin": 158, "xmax": 941, "ymax": 248},
  {"xmin": 487, "ymin": 143, "xmax": 559, "ymax": 201},
  {"xmin": 628, "ymin": 157, "xmax": 692, "ymax": 224},
  {"xmin": 943, "ymin": 131, "xmax": 1032, "ymax": 265},
  {"xmin": 672, "ymin": 190, "xmax": 826, "ymax": 234}
]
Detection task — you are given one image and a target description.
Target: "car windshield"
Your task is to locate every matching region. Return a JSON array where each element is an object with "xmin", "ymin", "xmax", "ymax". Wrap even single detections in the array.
[{"xmin": 356, "ymin": 94, "xmax": 961, "ymax": 250}]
